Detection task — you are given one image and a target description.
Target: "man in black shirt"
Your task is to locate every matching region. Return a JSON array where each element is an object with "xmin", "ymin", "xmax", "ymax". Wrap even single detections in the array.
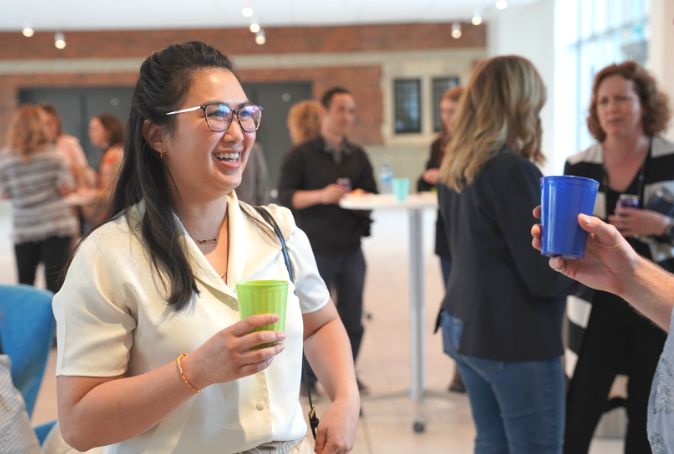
[{"xmin": 278, "ymin": 86, "xmax": 377, "ymax": 393}]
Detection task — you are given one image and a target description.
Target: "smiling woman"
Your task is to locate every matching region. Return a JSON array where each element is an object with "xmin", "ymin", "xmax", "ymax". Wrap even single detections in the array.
[{"xmin": 51, "ymin": 41, "xmax": 359, "ymax": 454}]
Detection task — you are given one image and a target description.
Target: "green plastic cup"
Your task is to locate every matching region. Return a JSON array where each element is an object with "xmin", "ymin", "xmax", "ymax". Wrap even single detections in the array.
[{"xmin": 236, "ymin": 280, "xmax": 288, "ymax": 335}]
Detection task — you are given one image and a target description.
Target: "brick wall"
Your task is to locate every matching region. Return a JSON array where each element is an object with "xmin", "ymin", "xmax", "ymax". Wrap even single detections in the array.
[
  {"xmin": 0, "ymin": 22, "xmax": 485, "ymax": 144},
  {"xmin": 0, "ymin": 23, "xmax": 485, "ymax": 59},
  {"xmin": 239, "ymin": 66, "xmax": 382, "ymax": 144}
]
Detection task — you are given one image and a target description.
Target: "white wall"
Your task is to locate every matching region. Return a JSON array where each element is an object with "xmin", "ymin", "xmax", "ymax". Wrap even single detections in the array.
[
  {"xmin": 649, "ymin": 0, "xmax": 674, "ymax": 141},
  {"xmin": 487, "ymin": 0, "xmax": 673, "ymax": 175},
  {"xmin": 486, "ymin": 0, "xmax": 561, "ymax": 174}
]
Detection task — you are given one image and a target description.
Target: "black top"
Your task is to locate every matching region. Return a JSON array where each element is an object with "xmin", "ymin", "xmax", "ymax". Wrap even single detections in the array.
[
  {"xmin": 278, "ymin": 136, "xmax": 378, "ymax": 255},
  {"xmin": 417, "ymin": 137, "xmax": 449, "ymax": 257},
  {"xmin": 563, "ymin": 137, "xmax": 674, "ymax": 368},
  {"xmin": 438, "ymin": 147, "xmax": 574, "ymax": 361}
]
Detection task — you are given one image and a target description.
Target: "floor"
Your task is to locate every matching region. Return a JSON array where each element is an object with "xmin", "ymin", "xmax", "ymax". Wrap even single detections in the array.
[{"xmin": 0, "ymin": 202, "xmax": 623, "ymax": 453}]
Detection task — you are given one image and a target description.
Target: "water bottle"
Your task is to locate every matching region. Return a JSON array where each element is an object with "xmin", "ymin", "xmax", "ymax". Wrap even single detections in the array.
[{"xmin": 379, "ymin": 161, "xmax": 394, "ymax": 194}]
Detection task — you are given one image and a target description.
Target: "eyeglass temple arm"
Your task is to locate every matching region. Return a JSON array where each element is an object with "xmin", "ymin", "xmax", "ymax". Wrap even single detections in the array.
[{"xmin": 165, "ymin": 105, "xmax": 204, "ymax": 116}]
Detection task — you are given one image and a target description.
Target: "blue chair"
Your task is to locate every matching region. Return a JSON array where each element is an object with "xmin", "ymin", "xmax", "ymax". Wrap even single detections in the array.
[{"xmin": 0, "ymin": 284, "xmax": 56, "ymax": 442}]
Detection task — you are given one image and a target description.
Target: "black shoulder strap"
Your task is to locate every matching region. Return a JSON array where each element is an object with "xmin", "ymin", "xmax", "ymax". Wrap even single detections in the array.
[
  {"xmin": 253, "ymin": 206, "xmax": 295, "ymax": 283},
  {"xmin": 252, "ymin": 205, "xmax": 319, "ymax": 438}
]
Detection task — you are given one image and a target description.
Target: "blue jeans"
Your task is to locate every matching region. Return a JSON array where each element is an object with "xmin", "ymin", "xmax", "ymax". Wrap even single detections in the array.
[{"xmin": 441, "ymin": 311, "xmax": 565, "ymax": 454}]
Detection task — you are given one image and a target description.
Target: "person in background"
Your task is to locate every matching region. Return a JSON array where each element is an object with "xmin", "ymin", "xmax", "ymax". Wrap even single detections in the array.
[
  {"xmin": 437, "ymin": 55, "xmax": 574, "ymax": 453},
  {"xmin": 0, "ymin": 105, "xmax": 77, "ymax": 293},
  {"xmin": 287, "ymin": 99, "xmax": 323, "ymax": 145},
  {"xmin": 53, "ymin": 41, "xmax": 359, "ymax": 454},
  {"xmin": 563, "ymin": 61, "xmax": 673, "ymax": 454},
  {"xmin": 83, "ymin": 113, "xmax": 124, "ymax": 227},
  {"xmin": 278, "ymin": 87, "xmax": 377, "ymax": 395},
  {"xmin": 39, "ymin": 104, "xmax": 95, "ymax": 189},
  {"xmin": 40, "ymin": 104, "xmax": 96, "ymax": 237},
  {"xmin": 236, "ymin": 143, "xmax": 269, "ymax": 205},
  {"xmin": 531, "ymin": 211, "xmax": 674, "ymax": 454},
  {"xmin": 417, "ymin": 85, "xmax": 465, "ymax": 394}
]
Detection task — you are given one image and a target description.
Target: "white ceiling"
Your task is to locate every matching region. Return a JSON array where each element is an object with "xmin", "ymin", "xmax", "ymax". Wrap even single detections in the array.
[{"xmin": 1, "ymin": 0, "xmax": 537, "ymax": 31}]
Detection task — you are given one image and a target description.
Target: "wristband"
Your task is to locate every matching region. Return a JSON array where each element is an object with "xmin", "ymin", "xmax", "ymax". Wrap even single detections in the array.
[{"xmin": 176, "ymin": 353, "xmax": 201, "ymax": 393}]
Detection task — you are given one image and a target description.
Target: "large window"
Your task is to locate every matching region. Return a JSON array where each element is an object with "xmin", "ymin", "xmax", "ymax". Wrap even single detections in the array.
[
  {"xmin": 564, "ymin": 0, "xmax": 649, "ymax": 151},
  {"xmin": 393, "ymin": 79, "xmax": 422, "ymax": 134}
]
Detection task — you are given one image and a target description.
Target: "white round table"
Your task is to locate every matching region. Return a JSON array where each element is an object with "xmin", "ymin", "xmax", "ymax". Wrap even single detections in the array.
[{"xmin": 340, "ymin": 191, "xmax": 438, "ymax": 433}]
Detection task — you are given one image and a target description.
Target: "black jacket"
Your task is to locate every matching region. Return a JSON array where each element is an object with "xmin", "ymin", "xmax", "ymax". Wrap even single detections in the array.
[
  {"xmin": 417, "ymin": 137, "xmax": 449, "ymax": 257},
  {"xmin": 438, "ymin": 147, "xmax": 574, "ymax": 361},
  {"xmin": 278, "ymin": 136, "xmax": 378, "ymax": 255}
]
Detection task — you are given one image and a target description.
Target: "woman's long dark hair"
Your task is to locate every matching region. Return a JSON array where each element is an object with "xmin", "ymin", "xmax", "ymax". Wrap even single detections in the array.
[{"xmin": 108, "ymin": 41, "xmax": 235, "ymax": 311}]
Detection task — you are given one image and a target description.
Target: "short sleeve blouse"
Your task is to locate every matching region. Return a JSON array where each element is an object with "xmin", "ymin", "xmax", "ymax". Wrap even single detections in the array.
[{"xmin": 53, "ymin": 192, "xmax": 329, "ymax": 453}]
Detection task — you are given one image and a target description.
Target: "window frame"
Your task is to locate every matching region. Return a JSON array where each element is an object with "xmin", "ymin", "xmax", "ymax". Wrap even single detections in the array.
[{"xmin": 393, "ymin": 78, "xmax": 423, "ymax": 134}]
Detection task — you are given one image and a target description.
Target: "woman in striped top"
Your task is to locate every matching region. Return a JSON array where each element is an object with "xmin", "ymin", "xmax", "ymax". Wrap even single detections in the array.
[
  {"xmin": 564, "ymin": 61, "xmax": 673, "ymax": 454},
  {"xmin": 0, "ymin": 105, "xmax": 77, "ymax": 292}
]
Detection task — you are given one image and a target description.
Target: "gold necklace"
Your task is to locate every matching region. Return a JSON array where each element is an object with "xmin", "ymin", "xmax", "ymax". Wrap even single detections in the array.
[
  {"xmin": 192, "ymin": 212, "xmax": 229, "ymax": 281},
  {"xmin": 194, "ymin": 212, "xmax": 228, "ymax": 245}
]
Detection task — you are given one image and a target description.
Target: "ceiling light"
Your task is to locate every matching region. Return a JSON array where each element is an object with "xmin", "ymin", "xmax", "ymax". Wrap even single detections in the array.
[
  {"xmin": 255, "ymin": 30, "xmax": 266, "ymax": 45},
  {"xmin": 451, "ymin": 22, "xmax": 462, "ymax": 39},
  {"xmin": 471, "ymin": 13, "xmax": 483, "ymax": 26},
  {"xmin": 54, "ymin": 32, "xmax": 66, "ymax": 50},
  {"xmin": 249, "ymin": 22, "xmax": 260, "ymax": 33},
  {"xmin": 242, "ymin": 7, "xmax": 254, "ymax": 17},
  {"xmin": 496, "ymin": 0, "xmax": 508, "ymax": 10},
  {"xmin": 22, "ymin": 27, "xmax": 34, "ymax": 37}
]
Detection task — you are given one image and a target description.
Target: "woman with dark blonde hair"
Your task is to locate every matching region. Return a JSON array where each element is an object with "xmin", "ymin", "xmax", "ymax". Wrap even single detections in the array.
[
  {"xmin": 0, "ymin": 105, "xmax": 77, "ymax": 292},
  {"xmin": 437, "ymin": 55, "xmax": 573, "ymax": 453},
  {"xmin": 287, "ymin": 100, "xmax": 323, "ymax": 145},
  {"xmin": 564, "ymin": 60, "xmax": 673, "ymax": 454},
  {"xmin": 418, "ymin": 85, "xmax": 465, "ymax": 393},
  {"xmin": 419, "ymin": 85, "xmax": 463, "ymax": 269},
  {"xmin": 39, "ymin": 104, "xmax": 94, "ymax": 189}
]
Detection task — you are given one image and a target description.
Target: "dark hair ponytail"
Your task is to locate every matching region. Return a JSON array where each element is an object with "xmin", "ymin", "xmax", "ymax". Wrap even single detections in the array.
[{"xmin": 108, "ymin": 41, "xmax": 235, "ymax": 311}]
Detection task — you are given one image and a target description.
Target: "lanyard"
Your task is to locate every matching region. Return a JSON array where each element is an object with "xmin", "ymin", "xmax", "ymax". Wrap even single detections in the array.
[{"xmin": 601, "ymin": 139, "xmax": 652, "ymax": 203}]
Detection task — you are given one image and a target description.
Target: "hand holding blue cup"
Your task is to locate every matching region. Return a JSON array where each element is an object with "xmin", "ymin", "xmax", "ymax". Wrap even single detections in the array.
[{"xmin": 540, "ymin": 176, "xmax": 599, "ymax": 258}]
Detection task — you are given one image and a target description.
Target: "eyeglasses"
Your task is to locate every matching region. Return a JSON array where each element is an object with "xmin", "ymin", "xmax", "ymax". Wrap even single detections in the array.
[{"xmin": 165, "ymin": 103, "xmax": 263, "ymax": 133}]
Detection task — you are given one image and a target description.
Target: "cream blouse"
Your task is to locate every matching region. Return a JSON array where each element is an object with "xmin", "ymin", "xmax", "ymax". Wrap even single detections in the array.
[{"xmin": 53, "ymin": 192, "xmax": 329, "ymax": 453}]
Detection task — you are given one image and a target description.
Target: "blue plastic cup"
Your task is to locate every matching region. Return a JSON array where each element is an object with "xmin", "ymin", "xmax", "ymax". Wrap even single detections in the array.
[
  {"xmin": 393, "ymin": 178, "xmax": 410, "ymax": 202},
  {"xmin": 540, "ymin": 176, "xmax": 599, "ymax": 258}
]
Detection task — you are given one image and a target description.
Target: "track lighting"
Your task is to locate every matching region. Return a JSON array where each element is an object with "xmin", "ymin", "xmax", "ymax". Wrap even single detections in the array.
[
  {"xmin": 496, "ymin": 0, "xmax": 508, "ymax": 10},
  {"xmin": 451, "ymin": 22, "xmax": 462, "ymax": 39},
  {"xmin": 255, "ymin": 30, "xmax": 266, "ymax": 45},
  {"xmin": 54, "ymin": 32, "xmax": 66, "ymax": 50}
]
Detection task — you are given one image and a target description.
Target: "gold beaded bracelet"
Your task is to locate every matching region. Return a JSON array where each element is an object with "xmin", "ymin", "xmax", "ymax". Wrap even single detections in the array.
[{"xmin": 176, "ymin": 353, "xmax": 201, "ymax": 393}]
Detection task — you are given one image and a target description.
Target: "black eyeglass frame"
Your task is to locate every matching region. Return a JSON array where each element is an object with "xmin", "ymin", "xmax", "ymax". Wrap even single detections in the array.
[{"xmin": 165, "ymin": 103, "xmax": 263, "ymax": 133}]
